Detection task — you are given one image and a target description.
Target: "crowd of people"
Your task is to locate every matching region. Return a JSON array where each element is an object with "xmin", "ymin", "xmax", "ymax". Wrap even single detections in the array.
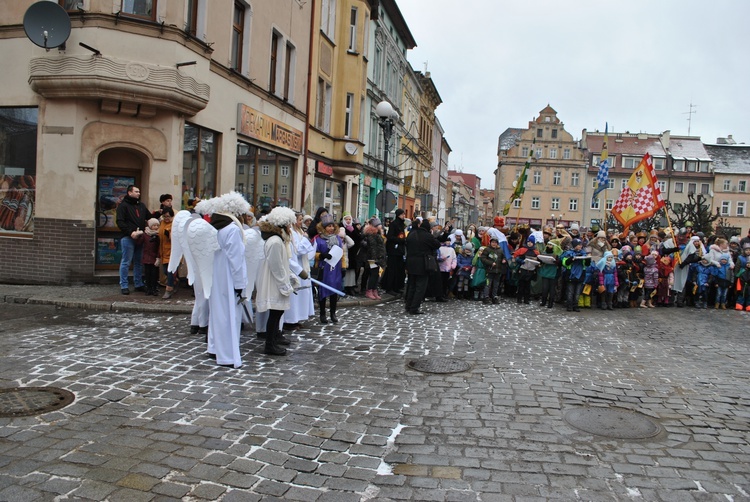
[{"xmin": 116, "ymin": 187, "xmax": 750, "ymax": 368}]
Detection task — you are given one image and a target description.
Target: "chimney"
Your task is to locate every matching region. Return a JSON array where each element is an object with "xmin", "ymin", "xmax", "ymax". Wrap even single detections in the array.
[{"xmin": 661, "ymin": 130, "xmax": 670, "ymax": 150}]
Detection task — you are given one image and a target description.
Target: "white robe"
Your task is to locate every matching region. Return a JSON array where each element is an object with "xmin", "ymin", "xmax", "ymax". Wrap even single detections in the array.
[
  {"xmin": 673, "ymin": 237, "xmax": 705, "ymax": 293},
  {"xmin": 256, "ymin": 233, "xmax": 292, "ymax": 313},
  {"xmin": 208, "ymin": 224, "xmax": 247, "ymax": 368},
  {"xmin": 285, "ymin": 230, "xmax": 315, "ymax": 323}
]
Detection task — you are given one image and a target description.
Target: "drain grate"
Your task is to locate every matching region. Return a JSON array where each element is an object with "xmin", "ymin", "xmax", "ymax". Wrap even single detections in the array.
[
  {"xmin": 564, "ymin": 407, "xmax": 662, "ymax": 439},
  {"xmin": 407, "ymin": 357, "xmax": 471, "ymax": 374},
  {"xmin": 0, "ymin": 387, "xmax": 75, "ymax": 418}
]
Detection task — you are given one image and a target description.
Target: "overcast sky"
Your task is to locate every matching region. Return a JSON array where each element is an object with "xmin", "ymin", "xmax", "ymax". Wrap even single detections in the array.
[{"xmin": 396, "ymin": 0, "xmax": 750, "ymax": 188}]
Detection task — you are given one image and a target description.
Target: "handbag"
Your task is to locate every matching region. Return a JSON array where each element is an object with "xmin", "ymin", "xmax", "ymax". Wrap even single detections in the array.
[{"xmin": 424, "ymin": 254, "xmax": 438, "ymax": 273}]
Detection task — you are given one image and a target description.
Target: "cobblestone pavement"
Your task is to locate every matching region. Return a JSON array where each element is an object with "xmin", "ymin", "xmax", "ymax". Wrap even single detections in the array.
[{"xmin": 0, "ymin": 299, "xmax": 749, "ymax": 501}]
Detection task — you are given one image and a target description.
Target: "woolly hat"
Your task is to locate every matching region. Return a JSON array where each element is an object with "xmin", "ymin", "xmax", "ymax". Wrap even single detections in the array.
[
  {"xmin": 342, "ymin": 211, "xmax": 351, "ymax": 218},
  {"xmin": 743, "ymin": 243, "xmax": 750, "ymax": 250},
  {"xmin": 489, "ymin": 236, "xmax": 499, "ymax": 243},
  {"xmin": 720, "ymin": 253, "xmax": 731, "ymax": 262},
  {"xmin": 569, "ymin": 223, "xmax": 580, "ymax": 232},
  {"xmin": 463, "ymin": 242, "xmax": 474, "ymax": 252},
  {"xmin": 571, "ymin": 238, "xmax": 582, "ymax": 248},
  {"xmin": 645, "ymin": 255, "xmax": 656, "ymax": 266},
  {"xmin": 265, "ymin": 206, "xmax": 297, "ymax": 227},
  {"xmin": 395, "ymin": 208, "xmax": 405, "ymax": 217},
  {"xmin": 526, "ymin": 234, "xmax": 536, "ymax": 246},
  {"xmin": 634, "ymin": 245, "xmax": 642, "ymax": 254},
  {"xmin": 147, "ymin": 218, "xmax": 160, "ymax": 228},
  {"xmin": 320, "ymin": 214, "xmax": 336, "ymax": 227},
  {"xmin": 303, "ymin": 214, "xmax": 313, "ymax": 222},
  {"xmin": 370, "ymin": 217, "xmax": 382, "ymax": 227},
  {"xmin": 596, "ymin": 230, "xmax": 606, "ymax": 238},
  {"xmin": 493, "ymin": 215, "xmax": 505, "ymax": 227},
  {"xmin": 730, "ymin": 236, "xmax": 741, "ymax": 244},
  {"xmin": 159, "ymin": 193, "xmax": 173, "ymax": 203}
]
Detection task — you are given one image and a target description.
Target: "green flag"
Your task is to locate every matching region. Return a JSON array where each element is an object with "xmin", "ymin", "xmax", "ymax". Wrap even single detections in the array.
[{"xmin": 502, "ymin": 142, "xmax": 533, "ymax": 216}]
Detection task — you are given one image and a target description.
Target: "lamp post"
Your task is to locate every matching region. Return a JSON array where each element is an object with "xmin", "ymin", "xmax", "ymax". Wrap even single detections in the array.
[
  {"xmin": 375, "ymin": 100, "xmax": 399, "ymax": 218},
  {"xmin": 452, "ymin": 183, "xmax": 460, "ymax": 227}
]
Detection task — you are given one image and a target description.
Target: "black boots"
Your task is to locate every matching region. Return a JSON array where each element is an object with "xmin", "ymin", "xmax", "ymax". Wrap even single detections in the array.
[
  {"xmin": 330, "ymin": 296, "xmax": 338, "ymax": 324},
  {"xmin": 319, "ymin": 300, "xmax": 328, "ymax": 324},
  {"xmin": 264, "ymin": 335, "xmax": 287, "ymax": 356}
]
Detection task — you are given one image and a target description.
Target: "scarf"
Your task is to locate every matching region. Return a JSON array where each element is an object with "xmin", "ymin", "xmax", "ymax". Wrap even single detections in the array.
[{"xmin": 144, "ymin": 227, "xmax": 158, "ymax": 237}]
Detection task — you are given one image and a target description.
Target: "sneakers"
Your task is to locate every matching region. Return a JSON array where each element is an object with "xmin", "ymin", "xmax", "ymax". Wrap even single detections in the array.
[
  {"xmin": 121, "ymin": 288, "xmax": 130, "ymax": 295},
  {"xmin": 162, "ymin": 290, "xmax": 174, "ymax": 300}
]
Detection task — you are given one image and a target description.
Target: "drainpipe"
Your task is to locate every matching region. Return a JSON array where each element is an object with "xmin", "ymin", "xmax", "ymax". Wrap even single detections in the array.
[{"xmin": 301, "ymin": 0, "xmax": 317, "ymax": 213}]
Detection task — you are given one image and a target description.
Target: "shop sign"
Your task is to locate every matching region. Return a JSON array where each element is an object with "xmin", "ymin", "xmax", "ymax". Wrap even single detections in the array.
[
  {"xmin": 237, "ymin": 104, "xmax": 303, "ymax": 154},
  {"xmin": 363, "ymin": 175, "xmax": 371, "ymax": 187},
  {"xmin": 317, "ymin": 161, "xmax": 333, "ymax": 176}
]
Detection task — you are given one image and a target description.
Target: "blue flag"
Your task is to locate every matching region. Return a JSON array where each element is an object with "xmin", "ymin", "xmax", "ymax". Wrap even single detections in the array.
[{"xmin": 592, "ymin": 123, "xmax": 610, "ymax": 205}]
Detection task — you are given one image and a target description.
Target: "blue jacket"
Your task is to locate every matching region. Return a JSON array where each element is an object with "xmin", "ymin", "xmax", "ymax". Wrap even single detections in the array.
[{"xmin": 561, "ymin": 249, "xmax": 588, "ymax": 282}]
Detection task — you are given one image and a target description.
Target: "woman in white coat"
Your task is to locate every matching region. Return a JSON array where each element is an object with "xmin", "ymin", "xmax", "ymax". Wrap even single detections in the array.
[{"xmin": 256, "ymin": 207, "xmax": 299, "ymax": 356}]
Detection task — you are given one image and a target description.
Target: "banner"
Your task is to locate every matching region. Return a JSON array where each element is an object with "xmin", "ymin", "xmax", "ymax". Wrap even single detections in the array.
[
  {"xmin": 592, "ymin": 123, "xmax": 610, "ymax": 204},
  {"xmin": 502, "ymin": 140, "xmax": 534, "ymax": 215},
  {"xmin": 611, "ymin": 153, "xmax": 665, "ymax": 233}
]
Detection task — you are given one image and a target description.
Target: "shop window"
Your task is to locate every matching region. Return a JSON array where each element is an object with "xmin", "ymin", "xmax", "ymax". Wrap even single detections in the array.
[
  {"xmin": 0, "ymin": 107, "xmax": 38, "ymax": 237},
  {"xmin": 234, "ymin": 140, "xmax": 295, "ymax": 209},
  {"xmin": 182, "ymin": 123, "xmax": 218, "ymax": 208},
  {"xmin": 121, "ymin": 0, "xmax": 155, "ymax": 20},
  {"xmin": 59, "ymin": 0, "xmax": 80, "ymax": 10}
]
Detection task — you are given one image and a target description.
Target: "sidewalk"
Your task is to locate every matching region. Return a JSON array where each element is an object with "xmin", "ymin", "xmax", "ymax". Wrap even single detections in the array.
[{"xmin": 0, "ymin": 282, "xmax": 393, "ymax": 314}]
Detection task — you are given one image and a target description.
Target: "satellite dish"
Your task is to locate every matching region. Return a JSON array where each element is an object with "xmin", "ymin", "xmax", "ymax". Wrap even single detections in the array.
[
  {"xmin": 23, "ymin": 2, "xmax": 71, "ymax": 49},
  {"xmin": 344, "ymin": 142, "xmax": 358, "ymax": 155}
]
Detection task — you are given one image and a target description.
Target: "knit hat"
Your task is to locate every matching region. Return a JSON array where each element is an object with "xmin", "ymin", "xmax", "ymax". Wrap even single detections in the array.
[
  {"xmin": 571, "ymin": 238, "xmax": 582, "ymax": 248},
  {"xmin": 493, "ymin": 216, "xmax": 505, "ymax": 227},
  {"xmin": 743, "ymin": 243, "xmax": 750, "ymax": 250},
  {"xmin": 730, "ymin": 236, "xmax": 741, "ymax": 244},
  {"xmin": 596, "ymin": 230, "xmax": 606, "ymax": 238},
  {"xmin": 569, "ymin": 223, "xmax": 580, "ymax": 232},
  {"xmin": 159, "ymin": 193, "xmax": 173, "ymax": 203},
  {"xmin": 321, "ymin": 214, "xmax": 335, "ymax": 227},
  {"xmin": 395, "ymin": 208, "xmax": 405, "ymax": 217},
  {"xmin": 634, "ymin": 245, "xmax": 642, "ymax": 254},
  {"xmin": 370, "ymin": 217, "xmax": 382, "ymax": 227},
  {"xmin": 342, "ymin": 211, "xmax": 351, "ymax": 218},
  {"xmin": 526, "ymin": 235, "xmax": 536, "ymax": 246},
  {"xmin": 463, "ymin": 242, "xmax": 474, "ymax": 252},
  {"xmin": 720, "ymin": 253, "xmax": 731, "ymax": 262},
  {"xmin": 147, "ymin": 218, "xmax": 160, "ymax": 228}
]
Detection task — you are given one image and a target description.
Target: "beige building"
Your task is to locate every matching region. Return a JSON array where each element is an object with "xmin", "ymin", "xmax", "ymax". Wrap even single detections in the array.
[
  {"xmin": 704, "ymin": 143, "xmax": 750, "ymax": 236},
  {"xmin": 495, "ymin": 106, "xmax": 586, "ymax": 228},
  {"xmin": 0, "ymin": 1, "xmax": 311, "ymax": 283}
]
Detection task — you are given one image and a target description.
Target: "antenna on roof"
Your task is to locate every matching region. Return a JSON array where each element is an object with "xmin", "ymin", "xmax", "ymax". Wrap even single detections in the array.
[{"xmin": 683, "ymin": 101, "xmax": 697, "ymax": 136}]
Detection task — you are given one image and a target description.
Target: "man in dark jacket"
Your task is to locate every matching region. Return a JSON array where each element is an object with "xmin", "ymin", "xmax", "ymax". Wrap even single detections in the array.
[
  {"xmin": 116, "ymin": 185, "xmax": 150, "ymax": 295},
  {"xmin": 404, "ymin": 219, "xmax": 440, "ymax": 315}
]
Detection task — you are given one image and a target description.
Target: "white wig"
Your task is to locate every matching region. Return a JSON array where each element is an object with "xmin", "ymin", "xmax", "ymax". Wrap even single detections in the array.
[
  {"xmin": 265, "ymin": 206, "xmax": 296, "ymax": 227},
  {"xmin": 194, "ymin": 191, "xmax": 251, "ymax": 216}
]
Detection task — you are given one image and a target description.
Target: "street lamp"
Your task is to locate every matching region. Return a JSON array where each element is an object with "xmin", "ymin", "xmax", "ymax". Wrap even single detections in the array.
[
  {"xmin": 452, "ymin": 183, "xmax": 460, "ymax": 227},
  {"xmin": 375, "ymin": 100, "xmax": 399, "ymax": 218}
]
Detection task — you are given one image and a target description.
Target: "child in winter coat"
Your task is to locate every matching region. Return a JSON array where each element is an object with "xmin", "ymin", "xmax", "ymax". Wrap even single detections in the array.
[
  {"xmin": 690, "ymin": 257, "xmax": 713, "ymax": 309},
  {"xmin": 538, "ymin": 241, "xmax": 560, "ymax": 308},
  {"xmin": 437, "ymin": 239, "xmax": 457, "ymax": 300},
  {"xmin": 656, "ymin": 255, "xmax": 674, "ymax": 306},
  {"xmin": 480, "ymin": 237, "xmax": 506, "ymax": 304},
  {"xmin": 136, "ymin": 218, "xmax": 160, "ymax": 296},
  {"xmin": 640, "ymin": 253, "xmax": 659, "ymax": 308},
  {"xmin": 455, "ymin": 243, "xmax": 474, "ymax": 299},
  {"xmin": 561, "ymin": 238, "xmax": 589, "ymax": 312},
  {"xmin": 711, "ymin": 253, "xmax": 733, "ymax": 309},
  {"xmin": 597, "ymin": 251, "xmax": 618, "ymax": 310},
  {"xmin": 580, "ymin": 261, "xmax": 599, "ymax": 308},
  {"xmin": 512, "ymin": 235, "xmax": 540, "ymax": 304}
]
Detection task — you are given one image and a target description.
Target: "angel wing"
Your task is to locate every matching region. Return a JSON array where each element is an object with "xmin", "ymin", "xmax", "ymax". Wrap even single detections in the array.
[
  {"xmin": 244, "ymin": 227, "xmax": 264, "ymax": 297},
  {"xmin": 185, "ymin": 217, "xmax": 219, "ymax": 298},
  {"xmin": 168, "ymin": 210, "xmax": 193, "ymax": 275}
]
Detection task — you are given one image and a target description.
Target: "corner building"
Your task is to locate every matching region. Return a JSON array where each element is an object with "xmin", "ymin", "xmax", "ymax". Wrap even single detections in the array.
[{"xmin": 0, "ymin": 1, "xmax": 311, "ymax": 284}]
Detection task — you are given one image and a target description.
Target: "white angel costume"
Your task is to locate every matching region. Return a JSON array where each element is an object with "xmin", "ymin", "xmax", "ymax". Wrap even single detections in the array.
[
  {"xmin": 169, "ymin": 210, "xmax": 210, "ymax": 332},
  {"xmin": 285, "ymin": 229, "xmax": 315, "ymax": 323}
]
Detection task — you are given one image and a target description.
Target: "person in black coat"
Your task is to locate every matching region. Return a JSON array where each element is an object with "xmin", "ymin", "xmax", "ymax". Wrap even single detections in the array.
[
  {"xmin": 307, "ymin": 206, "xmax": 329, "ymax": 240},
  {"xmin": 404, "ymin": 218, "xmax": 441, "ymax": 315},
  {"xmin": 381, "ymin": 208, "xmax": 407, "ymax": 293}
]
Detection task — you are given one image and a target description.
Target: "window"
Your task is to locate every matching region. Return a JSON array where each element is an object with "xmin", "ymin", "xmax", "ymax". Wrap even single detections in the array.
[
  {"xmin": 551, "ymin": 129, "xmax": 558, "ymax": 139},
  {"xmin": 262, "ymin": 183, "xmax": 270, "ymax": 194},
  {"xmin": 281, "ymin": 165, "xmax": 289, "ymax": 177},
  {"xmin": 537, "ymin": 128, "xmax": 543, "ymax": 138},
  {"xmin": 59, "ymin": 0, "xmax": 80, "ymax": 10},
  {"xmin": 553, "ymin": 172, "xmax": 561, "ymax": 185},
  {"xmin": 569, "ymin": 198, "xmax": 578, "ymax": 211},
  {"xmin": 674, "ymin": 182, "xmax": 683, "ymax": 193},
  {"xmin": 280, "ymin": 184, "xmax": 288, "ymax": 195},
  {"xmin": 316, "ymin": 78, "xmax": 332, "ymax": 132},
  {"xmin": 687, "ymin": 161, "xmax": 697, "ymax": 172},
  {"xmin": 269, "ymin": 32, "xmax": 280, "ymax": 94},
  {"xmin": 591, "ymin": 198, "xmax": 600, "ymax": 210},
  {"xmin": 737, "ymin": 201, "xmax": 746, "ymax": 216},
  {"xmin": 284, "ymin": 42, "xmax": 295, "ymax": 101},
  {"xmin": 608, "ymin": 179, "xmax": 615, "ymax": 189},
  {"xmin": 536, "ymin": 148, "xmax": 543, "ymax": 159},
  {"xmin": 344, "ymin": 93, "xmax": 354, "ymax": 138},
  {"xmin": 673, "ymin": 160, "xmax": 685, "ymax": 171},
  {"xmin": 563, "ymin": 148, "xmax": 571, "ymax": 160},
  {"xmin": 551, "ymin": 198, "xmax": 560, "ymax": 210},
  {"xmin": 513, "ymin": 198, "xmax": 522, "ymax": 209},
  {"xmin": 0, "ymin": 107, "xmax": 38, "ymax": 237},
  {"xmin": 657, "ymin": 181, "xmax": 666, "ymax": 192},
  {"xmin": 549, "ymin": 148, "xmax": 557, "ymax": 159},
  {"xmin": 571, "ymin": 172, "xmax": 579, "ymax": 186},
  {"xmin": 121, "ymin": 0, "xmax": 154, "ymax": 19},
  {"xmin": 699, "ymin": 161, "xmax": 710, "ymax": 173},
  {"xmin": 348, "ymin": 7, "xmax": 358, "ymax": 52},
  {"xmin": 531, "ymin": 197, "xmax": 540, "ymax": 209},
  {"xmin": 183, "ymin": 123, "xmax": 218, "ymax": 205},
  {"xmin": 185, "ymin": 0, "xmax": 200, "ymax": 36},
  {"xmin": 592, "ymin": 178, "xmax": 598, "ymax": 188},
  {"xmin": 321, "ymin": 0, "xmax": 337, "ymax": 40},
  {"xmin": 724, "ymin": 179, "xmax": 732, "ymax": 191},
  {"xmin": 653, "ymin": 158, "xmax": 665, "ymax": 170},
  {"xmin": 262, "ymin": 164, "xmax": 270, "ymax": 176},
  {"xmin": 521, "ymin": 146, "xmax": 529, "ymax": 157},
  {"xmin": 687, "ymin": 183, "xmax": 696, "ymax": 194},
  {"xmin": 623, "ymin": 157, "xmax": 639, "ymax": 169},
  {"xmin": 606, "ymin": 199, "xmax": 614, "ymax": 210},
  {"xmin": 533, "ymin": 171, "xmax": 541, "ymax": 184},
  {"xmin": 230, "ymin": 2, "xmax": 245, "ymax": 71},
  {"xmin": 739, "ymin": 180, "xmax": 747, "ymax": 192},
  {"xmin": 621, "ymin": 179, "xmax": 628, "ymax": 190},
  {"xmin": 721, "ymin": 201, "xmax": 731, "ymax": 216},
  {"xmin": 238, "ymin": 164, "xmax": 245, "ymax": 175},
  {"xmin": 701, "ymin": 183, "xmax": 710, "ymax": 194}
]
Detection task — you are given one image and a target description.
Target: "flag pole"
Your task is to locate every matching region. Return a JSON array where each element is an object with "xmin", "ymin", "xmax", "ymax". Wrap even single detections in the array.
[
  {"xmin": 513, "ymin": 191, "xmax": 525, "ymax": 232},
  {"xmin": 603, "ymin": 188, "xmax": 608, "ymax": 232},
  {"xmin": 662, "ymin": 205, "xmax": 681, "ymax": 265}
]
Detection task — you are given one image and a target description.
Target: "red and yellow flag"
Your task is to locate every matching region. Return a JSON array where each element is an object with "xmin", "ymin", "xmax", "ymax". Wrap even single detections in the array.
[{"xmin": 610, "ymin": 153, "xmax": 665, "ymax": 234}]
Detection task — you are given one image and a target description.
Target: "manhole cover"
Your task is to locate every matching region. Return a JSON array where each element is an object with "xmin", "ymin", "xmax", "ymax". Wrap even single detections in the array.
[
  {"xmin": 0, "ymin": 387, "xmax": 75, "ymax": 418},
  {"xmin": 407, "ymin": 357, "xmax": 471, "ymax": 374},
  {"xmin": 564, "ymin": 407, "xmax": 661, "ymax": 439}
]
